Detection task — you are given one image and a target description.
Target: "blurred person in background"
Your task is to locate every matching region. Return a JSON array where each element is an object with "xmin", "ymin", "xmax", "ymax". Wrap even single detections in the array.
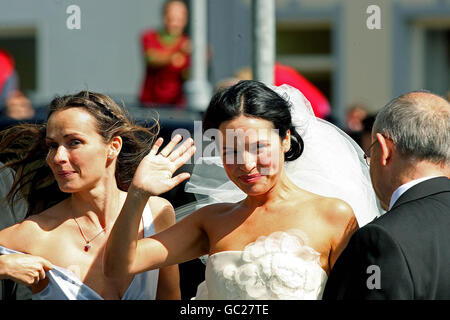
[
  {"xmin": 229, "ymin": 62, "xmax": 331, "ymax": 119},
  {"xmin": 0, "ymin": 49, "xmax": 34, "ymax": 121},
  {"xmin": 345, "ymin": 103, "xmax": 369, "ymax": 146},
  {"xmin": 359, "ymin": 114, "xmax": 376, "ymax": 152},
  {"xmin": 139, "ymin": 0, "xmax": 191, "ymax": 108}
]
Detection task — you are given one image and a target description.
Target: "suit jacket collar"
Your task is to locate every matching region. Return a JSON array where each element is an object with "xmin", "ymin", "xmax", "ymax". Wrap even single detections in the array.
[{"xmin": 391, "ymin": 176, "xmax": 450, "ymax": 211}]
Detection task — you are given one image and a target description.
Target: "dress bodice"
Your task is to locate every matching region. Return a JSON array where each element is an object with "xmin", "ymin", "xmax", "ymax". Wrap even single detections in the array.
[{"xmin": 194, "ymin": 230, "xmax": 328, "ymax": 300}]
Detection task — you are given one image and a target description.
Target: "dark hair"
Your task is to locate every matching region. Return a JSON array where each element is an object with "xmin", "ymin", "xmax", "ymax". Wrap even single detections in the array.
[
  {"xmin": 203, "ymin": 80, "xmax": 304, "ymax": 161},
  {"xmin": 0, "ymin": 91, "xmax": 159, "ymax": 216}
]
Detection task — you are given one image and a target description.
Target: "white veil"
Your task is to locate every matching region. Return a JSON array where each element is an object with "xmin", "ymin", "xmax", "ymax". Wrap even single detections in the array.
[{"xmin": 176, "ymin": 84, "xmax": 383, "ymax": 227}]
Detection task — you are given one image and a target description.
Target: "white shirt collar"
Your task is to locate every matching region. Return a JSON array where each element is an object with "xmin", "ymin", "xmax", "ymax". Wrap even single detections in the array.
[{"xmin": 389, "ymin": 176, "xmax": 439, "ymax": 210}]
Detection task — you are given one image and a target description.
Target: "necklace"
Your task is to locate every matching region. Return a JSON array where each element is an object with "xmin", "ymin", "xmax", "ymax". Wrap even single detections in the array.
[{"xmin": 73, "ymin": 217, "xmax": 107, "ymax": 252}]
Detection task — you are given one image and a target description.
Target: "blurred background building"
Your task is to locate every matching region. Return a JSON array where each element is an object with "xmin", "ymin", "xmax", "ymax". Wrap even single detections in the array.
[{"xmin": 0, "ymin": 0, "xmax": 448, "ymax": 125}]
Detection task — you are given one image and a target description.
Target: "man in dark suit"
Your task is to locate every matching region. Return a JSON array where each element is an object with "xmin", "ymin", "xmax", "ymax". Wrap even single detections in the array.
[{"xmin": 323, "ymin": 90, "xmax": 450, "ymax": 299}]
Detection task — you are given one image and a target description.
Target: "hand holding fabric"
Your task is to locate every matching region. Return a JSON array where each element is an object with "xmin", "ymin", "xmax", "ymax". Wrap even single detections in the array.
[{"xmin": 0, "ymin": 253, "xmax": 52, "ymax": 286}]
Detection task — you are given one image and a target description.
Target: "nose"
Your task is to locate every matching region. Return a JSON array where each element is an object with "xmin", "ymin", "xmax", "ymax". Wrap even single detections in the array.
[
  {"xmin": 51, "ymin": 146, "xmax": 69, "ymax": 164},
  {"xmin": 241, "ymin": 150, "xmax": 257, "ymax": 171}
]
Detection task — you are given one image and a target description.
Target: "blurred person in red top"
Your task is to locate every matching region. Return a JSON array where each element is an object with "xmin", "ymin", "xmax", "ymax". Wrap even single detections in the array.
[
  {"xmin": 231, "ymin": 62, "xmax": 331, "ymax": 119},
  {"xmin": 139, "ymin": 0, "xmax": 191, "ymax": 107},
  {"xmin": 0, "ymin": 49, "xmax": 17, "ymax": 108},
  {"xmin": 0, "ymin": 49, "xmax": 34, "ymax": 120},
  {"xmin": 274, "ymin": 63, "xmax": 331, "ymax": 119}
]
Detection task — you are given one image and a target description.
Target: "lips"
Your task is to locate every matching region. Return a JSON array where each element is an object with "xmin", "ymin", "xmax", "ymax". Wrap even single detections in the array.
[
  {"xmin": 56, "ymin": 170, "xmax": 76, "ymax": 178},
  {"xmin": 239, "ymin": 174, "xmax": 262, "ymax": 184}
]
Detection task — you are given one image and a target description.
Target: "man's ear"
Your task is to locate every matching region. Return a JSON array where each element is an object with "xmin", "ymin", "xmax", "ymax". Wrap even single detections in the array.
[
  {"xmin": 376, "ymin": 133, "xmax": 393, "ymax": 166},
  {"xmin": 108, "ymin": 136, "xmax": 123, "ymax": 160}
]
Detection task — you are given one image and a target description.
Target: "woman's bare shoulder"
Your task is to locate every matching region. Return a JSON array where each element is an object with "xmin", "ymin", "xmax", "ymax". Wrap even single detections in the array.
[
  {"xmin": 194, "ymin": 202, "xmax": 238, "ymax": 218},
  {"xmin": 0, "ymin": 200, "xmax": 68, "ymax": 252},
  {"xmin": 148, "ymin": 196, "xmax": 175, "ymax": 231},
  {"xmin": 173, "ymin": 201, "xmax": 238, "ymax": 226},
  {"xmin": 148, "ymin": 196, "xmax": 174, "ymax": 216},
  {"xmin": 26, "ymin": 200, "xmax": 69, "ymax": 227},
  {"xmin": 146, "ymin": 197, "xmax": 235, "ymax": 227},
  {"xmin": 316, "ymin": 196, "xmax": 357, "ymax": 231}
]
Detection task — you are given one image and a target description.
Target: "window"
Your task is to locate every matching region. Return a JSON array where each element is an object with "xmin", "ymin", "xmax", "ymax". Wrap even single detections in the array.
[
  {"xmin": 0, "ymin": 27, "xmax": 37, "ymax": 93},
  {"xmin": 276, "ymin": 22, "xmax": 333, "ymax": 106}
]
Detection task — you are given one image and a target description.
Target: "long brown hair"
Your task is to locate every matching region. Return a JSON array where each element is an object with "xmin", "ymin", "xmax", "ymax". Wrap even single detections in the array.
[{"xmin": 0, "ymin": 91, "xmax": 159, "ymax": 216}]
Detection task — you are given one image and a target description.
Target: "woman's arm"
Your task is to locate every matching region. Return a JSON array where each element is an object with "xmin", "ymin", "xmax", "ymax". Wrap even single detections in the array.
[
  {"xmin": 149, "ymin": 197, "xmax": 180, "ymax": 300},
  {"xmin": 103, "ymin": 186, "xmax": 209, "ymax": 278},
  {"xmin": 103, "ymin": 135, "xmax": 205, "ymax": 278},
  {"xmin": 327, "ymin": 200, "xmax": 359, "ymax": 270}
]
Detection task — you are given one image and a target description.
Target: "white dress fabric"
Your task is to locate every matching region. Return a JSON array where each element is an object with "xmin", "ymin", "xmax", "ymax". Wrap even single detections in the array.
[
  {"xmin": 175, "ymin": 84, "xmax": 384, "ymax": 300},
  {"xmin": 193, "ymin": 230, "xmax": 328, "ymax": 300},
  {"xmin": 0, "ymin": 203, "xmax": 159, "ymax": 300}
]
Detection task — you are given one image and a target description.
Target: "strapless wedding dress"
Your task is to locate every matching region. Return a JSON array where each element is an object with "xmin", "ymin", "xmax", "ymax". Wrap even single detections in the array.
[{"xmin": 193, "ymin": 230, "xmax": 328, "ymax": 300}]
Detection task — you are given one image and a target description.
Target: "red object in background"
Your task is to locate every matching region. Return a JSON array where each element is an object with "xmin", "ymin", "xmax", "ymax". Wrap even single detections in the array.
[
  {"xmin": 274, "ymin": 62, "xmax": 331, "ymax": 119},
  {"xmin": 0, "ymin": 49, "xmax": 15, "ymax": 94},
  {"xmin": 139, "ymin": 30, "xmax": 190, "ymax": 106}
]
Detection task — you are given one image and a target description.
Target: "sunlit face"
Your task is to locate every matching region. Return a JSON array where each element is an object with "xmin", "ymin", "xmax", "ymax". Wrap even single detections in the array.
[
  {"xmin": 164, "ymin": 1, "xmax": 188, "ymax": 36},
  {"xmin": 45, "ymin": 108, "xmax": 111, "ymax": 193},
  {"xmin": 218, "ymin": 115, "xmax": 289, "ymax": 196}
]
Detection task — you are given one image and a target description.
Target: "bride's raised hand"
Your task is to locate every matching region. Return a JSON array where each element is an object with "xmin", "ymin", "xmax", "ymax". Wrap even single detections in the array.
[{"xmin": 131, "ymin": 134, "xmax": 196, "ymax": 197}]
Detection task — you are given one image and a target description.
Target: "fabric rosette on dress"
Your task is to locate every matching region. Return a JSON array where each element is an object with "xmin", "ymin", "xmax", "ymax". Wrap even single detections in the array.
[{"xmin": 193, "ymin": 230, "xmax": 327, "ymax": 300}]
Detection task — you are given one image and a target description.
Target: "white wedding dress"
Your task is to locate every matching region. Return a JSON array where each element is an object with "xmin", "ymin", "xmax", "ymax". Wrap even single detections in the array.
[{"xmin": 193, "ymin": 230, "xmax": 328, "ymax": 300}]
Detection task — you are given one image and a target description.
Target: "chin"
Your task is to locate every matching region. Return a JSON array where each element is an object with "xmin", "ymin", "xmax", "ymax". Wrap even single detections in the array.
[
  {"xmin": 56, "ymin": 181, "xmax": 79, "ymax": 194},
  {"xmin": 237, "ymin": 183, "xmax": 271, "ymax": 196}
]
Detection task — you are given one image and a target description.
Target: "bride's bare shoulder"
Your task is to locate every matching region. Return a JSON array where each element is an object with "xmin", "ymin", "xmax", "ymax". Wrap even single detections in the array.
[
  {"xmin": 198, "ymin": 202, "xmax": 238, "ymax": 216},
  {"xmin": 315, "ymin": 195, "xmax": 357, "ymax": 232},
  {"xmin": 297, "ymin": 190, "xmax": 355, "ymax": 227},
  {"xmin": 180, "ymin": 202, "xmax": 239, "ymax": 226}
]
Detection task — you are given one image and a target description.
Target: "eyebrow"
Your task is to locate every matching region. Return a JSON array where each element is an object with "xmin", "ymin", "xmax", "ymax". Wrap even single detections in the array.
[
  {"xmin": 222, "ymin": 140, "xmax": 270, "ymax": 150},
  {"xmin": 45, "ymin": 133, "xmax": 85, "ymax": 140}
]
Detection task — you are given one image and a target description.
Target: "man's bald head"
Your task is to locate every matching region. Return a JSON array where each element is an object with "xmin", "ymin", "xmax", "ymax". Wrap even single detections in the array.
[
  {"xmin": 373, "ymin": 90, "xmax": 450, "ymax": 164},
  {"xmin": 400, "ymin": 91, "xmax": 449, "ymax": 113}
]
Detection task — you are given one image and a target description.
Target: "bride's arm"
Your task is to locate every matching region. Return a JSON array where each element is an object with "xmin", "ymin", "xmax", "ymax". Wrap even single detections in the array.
[
  {"xmin": 103, "ymin": 135, "xmax": 208, "ymax": 278},
  {"xmin": 103, "ymin": 186, "xmax": 209, "ymax": 277},
  {"xmin": 326, "ymin": 199, "xmax": 359, "ymax": 270}
]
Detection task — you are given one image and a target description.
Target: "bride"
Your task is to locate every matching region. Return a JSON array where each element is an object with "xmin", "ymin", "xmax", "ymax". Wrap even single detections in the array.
[{"xmin": 103, "ymin": 80, "xmax": 382, "ymax": 300}]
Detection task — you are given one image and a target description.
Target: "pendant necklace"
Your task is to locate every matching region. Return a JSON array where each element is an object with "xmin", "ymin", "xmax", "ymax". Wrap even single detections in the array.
[{"xmin": 73, "ymin": 217, "xmax": 107, "ymax": 252}]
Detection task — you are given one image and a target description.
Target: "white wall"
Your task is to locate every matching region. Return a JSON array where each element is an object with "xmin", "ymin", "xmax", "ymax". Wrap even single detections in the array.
[{"xmin": 0, "ymin": 0, "xmax": 164, "ymax": 102}]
